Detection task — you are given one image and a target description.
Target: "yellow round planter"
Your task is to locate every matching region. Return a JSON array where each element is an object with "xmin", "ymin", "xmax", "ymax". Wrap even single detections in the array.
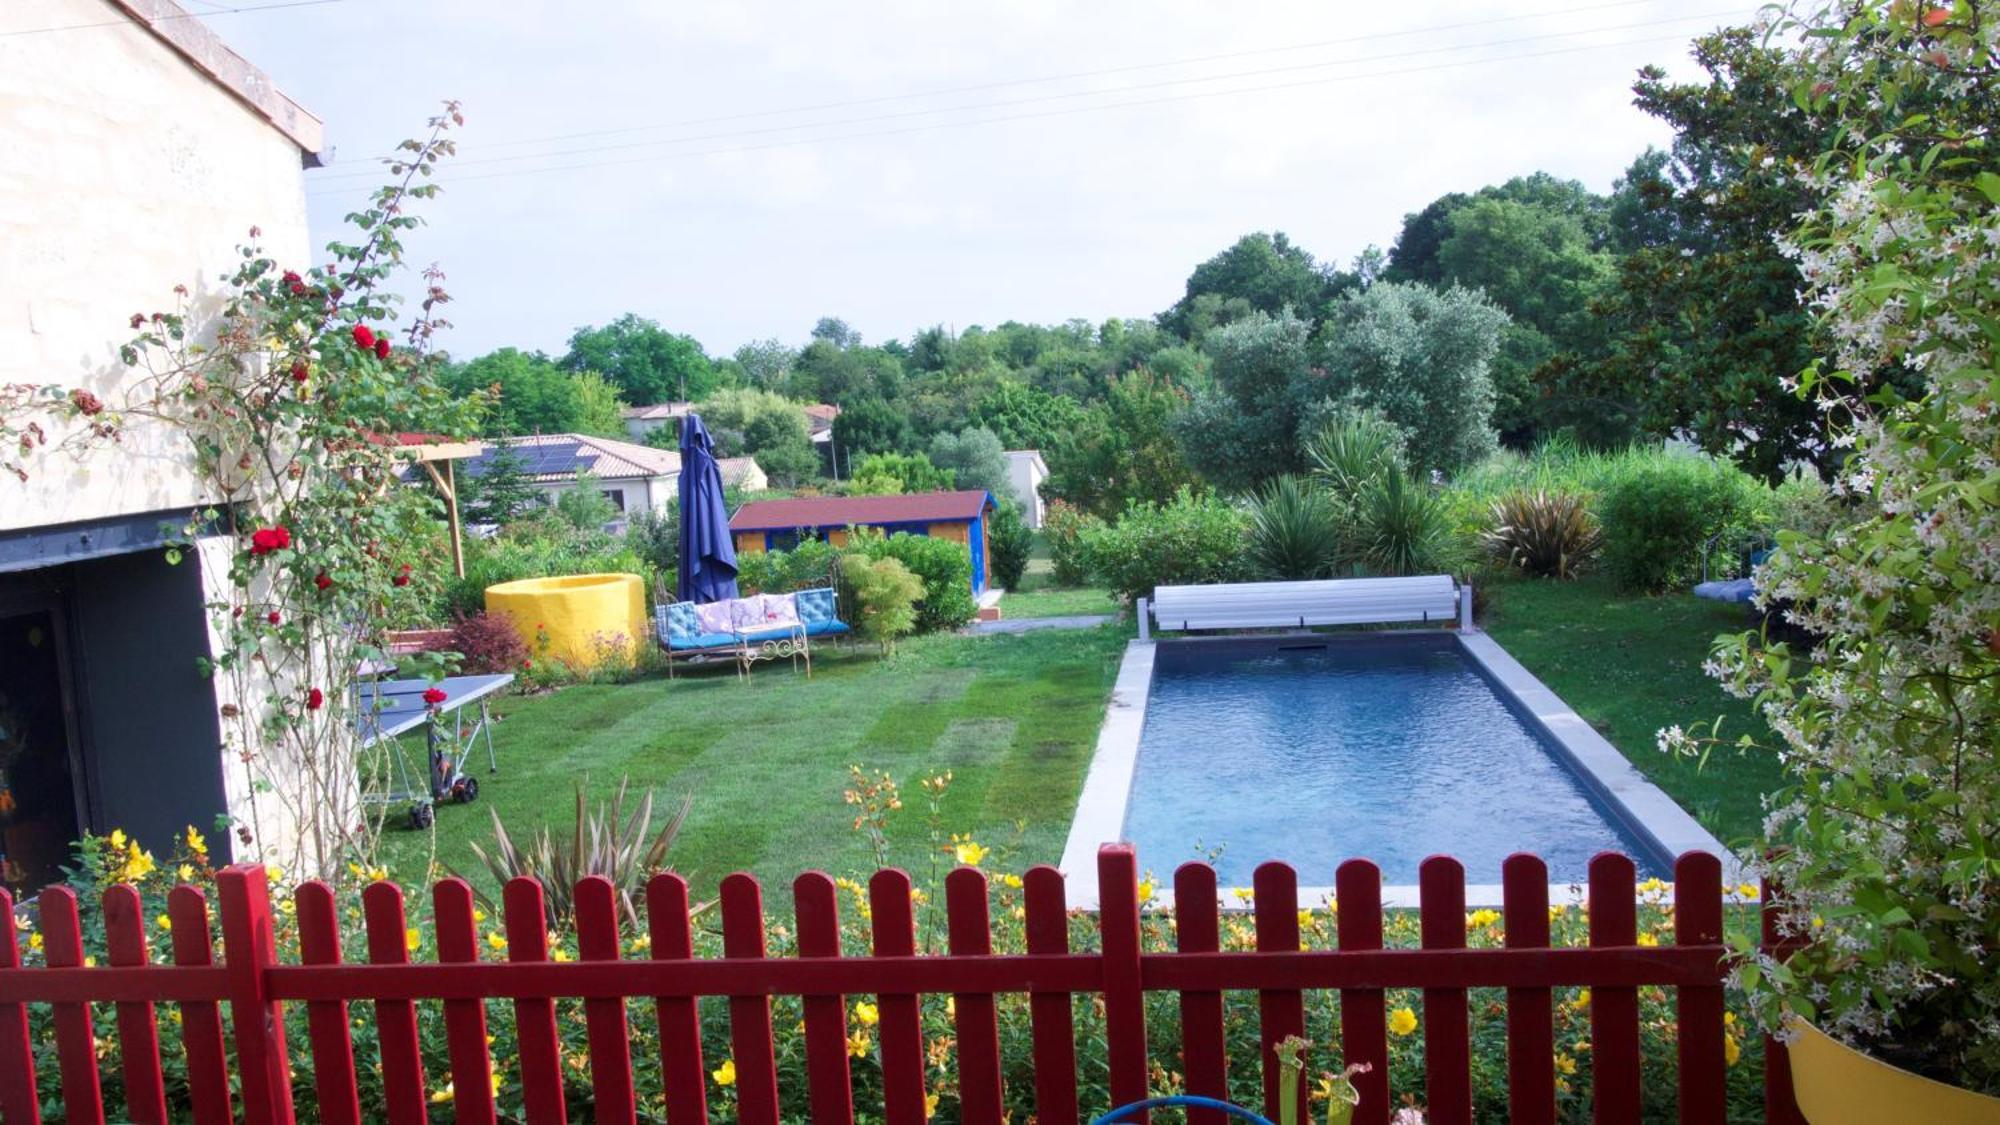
[
  {"xmin": 485, "ymin": 573, "xmax": 646, "ymax": 671},
  {"xmin": 1788, "ymin": 1019, "xmax": 2000, "ymax": 1124}
]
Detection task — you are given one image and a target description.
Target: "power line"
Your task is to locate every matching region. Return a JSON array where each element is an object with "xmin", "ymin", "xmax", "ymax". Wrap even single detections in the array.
[
  {"xmin": 307, "ymin": 30, "xmax": 1702, "ymax": 199},
  {"xmin": 311, "ymin": 9, "xmax": 1733, "ymax": 184},
  {"xmin": 1, "ymin": 0, "xmax": 349, "ymax": 37},
  {"xmin": 458, "ymin": 0, "xmax": 1671, "ymax": 154}
]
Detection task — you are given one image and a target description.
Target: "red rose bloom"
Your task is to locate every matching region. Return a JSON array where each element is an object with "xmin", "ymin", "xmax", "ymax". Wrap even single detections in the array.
[
  {"xmin": 392, "ymin": 562, "xmax": 412, "ymax": 588},
  {"xmin": 268, "ymin": 611, "xmax": 281, "ymax": 625},
  {"xmin": 422, "ymin": 687, "xmax": 447, "ymax": 706},
  {"xmin": 374, "ymin": 337, "xmax": 391, "ymax": 359},
  {"xmin": 249, "ymin": 526, "xmax": 291, "ymax": 555},
  {"xmin": 351, "ymin": 324, "xmax": 375, "ymax": 350},
  {"xmin": 314, "ymin": 572, "xmax": 333, "ymax": 591},
  {"xmin": 305, "ymin": 687, "xmax": 324, "ymax": 710},
  {"xmin": 290, "ymin": 361, "xmax": 309, "ymax": 382},
  {"xmin": 282, "ymin": 270, "xmax": 301, "ymax": 285}
]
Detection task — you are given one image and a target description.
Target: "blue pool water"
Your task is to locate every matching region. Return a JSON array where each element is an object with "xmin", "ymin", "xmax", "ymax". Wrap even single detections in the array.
[{"xmin": 1121, "ymin": 636, "xmax": 1663, "ymax": 885}]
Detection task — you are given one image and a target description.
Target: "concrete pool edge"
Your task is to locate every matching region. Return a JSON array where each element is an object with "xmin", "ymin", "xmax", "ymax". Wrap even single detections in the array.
[{"xmin": 1057, "ymin": 631, "xmax": 1740, "ymax": 909}]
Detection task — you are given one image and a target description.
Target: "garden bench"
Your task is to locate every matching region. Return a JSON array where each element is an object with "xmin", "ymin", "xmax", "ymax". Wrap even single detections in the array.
[
  {"xmin": 1138, "ymin": 574, "xmax": 1471, "ymax": 640},
  {"xmin": 654, "ymin": 586, "xmax": 849, "ymax": 679}
]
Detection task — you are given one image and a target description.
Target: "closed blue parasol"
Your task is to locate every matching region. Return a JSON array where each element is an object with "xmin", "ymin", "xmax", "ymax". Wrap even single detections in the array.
[{"xmin": 677, "ymin": 412, "xmax": 739, "ymax": 604}]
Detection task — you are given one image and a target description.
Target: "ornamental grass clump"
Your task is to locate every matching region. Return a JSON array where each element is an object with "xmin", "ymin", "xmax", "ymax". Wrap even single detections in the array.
[
  {"xmin": 1482, "ymin": 490, "xmax": 1601, "ymax": 579},
  {"xmin": 1664, "ymin": 0, "xmax": 2000, "ymax": 1094},
  {"xmin": 461, "ymin": 777, "xmax": 690, "ymax": 928}
]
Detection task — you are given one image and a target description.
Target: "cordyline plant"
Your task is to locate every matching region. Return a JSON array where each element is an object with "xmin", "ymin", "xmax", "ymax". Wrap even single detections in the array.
[
  {"xmin": 1663, "ymin": 1, "xmax": 2000, "ymax": 1092},
  {"xmin": 2, "ymin": 102, "xmax": 485, "ymax": 880},
  {"xmin": 460, "ymin": 778, "xmax": 693, "ymax": 928}
]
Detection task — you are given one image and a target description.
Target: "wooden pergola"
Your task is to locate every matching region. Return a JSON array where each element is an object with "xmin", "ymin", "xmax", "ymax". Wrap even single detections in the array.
[{"xmin": 389, "ymin": 435, "xmax": 482, "ymax": 578}]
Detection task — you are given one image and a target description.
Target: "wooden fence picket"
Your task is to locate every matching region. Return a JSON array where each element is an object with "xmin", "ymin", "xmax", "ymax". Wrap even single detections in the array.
[
  {"xmin": 576, "ymin": 875, "xmax": 638, "ymax": 1125},
  {"xmin": 503, "ymin": 877, "xmax": 568, "ymax": 1125},
  {"xmin": 361, "ymin": 880, "xmax": 429, "ymax": 1125},
  {"xmin": 1503, "ymin": 854, "xmax": 1556, "ymax": 1125},
  {"xmin": 1096, "ymin": 845, "xmax": 1150, "ymax": 1121},
  {"xmin": 1252, "ymin": 860, "xmax": 1306, "ymax": 1124},
  {"xmin": 1589, "ymin": 853, "xmax": 1642, "ymax": 1124},
  {"xmin": 1673, "ymin": 852, "xmax": 1728, "ymax": 1124},
  {"xmin": 1022, "ymin": 865, "xmax": 1079, "ymax": 1125},
  {"xmin": 102, "ymin": 883, "xmax": 168, "ymax": 1125},
  {"xmin": 946, "ymin": 867, "xmax": 1005, "ymax": 1125},
  {"xmin": 295, "ymin": 882, "xmax": 361, "ymax": 1125},
  {"xmin": 720, "ymin": 872, "xmax": 782, "ymax": 1125},
  {"xmin": 868, "ymin": 868, "xmax": 929, "ymax": 1125},
  {"xmin": 434, "ymin": 878, "xmax": 499, "ymax": 1125},
  {"xmin": 647, "ymin": 873, "xmax": 709, "ymax": 1125},
  {"xmin": 793, "ymin": 872, "xmax": 856, "ymax": 1125},
  {"xmin": 166, "ymin": 884, "xmax": 234, "ymax": 1125},
  {"xmin": 1172, "ymin": 863, "xmax": 1228, "ymax": 1125},
  {"xmin": 0, "ymin": 888, "xmax": 40, "ymax": 1125},
  {"xmin": 1335, "ymin": 860, "xmax": 1389, "ymax": 1125},
  {"xmin": 1418, "ymin": 856, "xmax": 1472, "ymax": 1125},
  {"xmin": 41, "ymin": 885, "xmax": 106, "ymax": 1125}
]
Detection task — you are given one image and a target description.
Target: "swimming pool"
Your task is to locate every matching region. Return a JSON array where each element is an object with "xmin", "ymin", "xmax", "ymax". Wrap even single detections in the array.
[{"xmin": 1060, "ymin": 630, "xmax": 1728, "ymax": 905}]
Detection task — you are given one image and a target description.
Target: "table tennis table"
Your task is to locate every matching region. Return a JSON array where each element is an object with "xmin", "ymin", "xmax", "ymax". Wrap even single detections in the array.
[{"xmin": 353, "ymin": 673, "xmax": 512, "ymax": 829}]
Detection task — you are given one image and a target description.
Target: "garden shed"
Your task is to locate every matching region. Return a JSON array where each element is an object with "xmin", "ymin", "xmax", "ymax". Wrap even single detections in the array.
[{"xmin": 729, "ymin": 490, "xmax": 997, "ymax": 594}]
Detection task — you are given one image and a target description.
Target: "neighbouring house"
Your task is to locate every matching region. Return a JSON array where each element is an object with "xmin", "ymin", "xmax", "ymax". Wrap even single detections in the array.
[
  {"xmin": 1004, "ymin": 449, "xmax": 1049, "ymax": 529},
  {"xmin": 0, "ymin": 0, "xmax": 323, "ymax": 889},
  {"xmin": 449, "ymin": 433, "xmax": 687, "ymax": 516},
  {"xmin": 620, "ymin": 401, "xmax": 693, "ymax": 444},
  {"xmin": 729, "ymin": 490, "xmax": 997, "ymax": 594},
  {"xmin": 717, "ymin": 456, "xmax": 769, "ymax": 493},
  {"xmin": 803, "ymin": 403, "xmax": 841, "ymax": 446}
]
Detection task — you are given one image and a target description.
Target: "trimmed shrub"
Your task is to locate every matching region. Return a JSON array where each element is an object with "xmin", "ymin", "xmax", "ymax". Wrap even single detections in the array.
[
  {"xmin": 439, "ymin": 611, "xmax": 530, "ymax": 674},
  {"xmin": 1247, "ymin": 475, "xmax": 1342, "ymax": 580},
  {"xmin": 1080, "ymin": 488, "xmax": 1249, "ymax": 604},
  {"xmin": 1482, "ymin": 490, "xmax": 1601, "ymax": 579},
  {"xmin": 839, "ymin": 554, "xmax": 923, "ymax": 651},
  {"xmin": 1597, "ymin": 458, "xmax": 1755, "ymax": 592},
  {"xmin": 1042, "ymin": 500, "xmax": 1098, "ymax": 588},
  {"xmin": 440, "ymin": 514, "xmax": 654, "ymax": 619},
  {"xmin": 988, "ymin": 500, "xmax": 1033, "ymax": 591},
  {"xmin": 736, "ymin": 538, "xmax": 841, "ymax": 595},
  {"xmin": 854, "ymin": 531, "xmax": 977, "ymax": 634}
]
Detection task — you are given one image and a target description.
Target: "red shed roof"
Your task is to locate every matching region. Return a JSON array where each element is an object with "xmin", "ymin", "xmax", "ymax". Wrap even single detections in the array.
[{"xmin": 730, "ymin": 490, "xmax": 993, "ymax": 531}]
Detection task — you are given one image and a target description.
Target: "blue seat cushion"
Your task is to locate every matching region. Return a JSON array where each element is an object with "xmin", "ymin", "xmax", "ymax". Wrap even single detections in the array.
[
  {"xmin": 1693, "ymin": 578, "xmax": 1757, "ymax": 604},
  {"xmin": 805, "ymin": 620, "xmax": 850, "ymax": 637},
  {"xmin": 668, "ymin": 631, "xmax": 740, "ymax": 651}
]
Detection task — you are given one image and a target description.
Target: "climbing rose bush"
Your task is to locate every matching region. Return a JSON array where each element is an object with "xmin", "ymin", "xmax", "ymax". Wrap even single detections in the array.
[{"xmin": 1665, "ymin": 0, "xmax": 2000, "ymax": 1092}]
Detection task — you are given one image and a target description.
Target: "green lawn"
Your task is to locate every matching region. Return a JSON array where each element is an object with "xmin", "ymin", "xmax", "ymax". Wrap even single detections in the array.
[
  {"xmin": 1001, "ymin": 586, "xmax": 1121, "ymax": 618},
  {"xmin": 380, "ymin": 626, "xmax": 1128, "ymax": 899},
  {"xmin": 1481, "ymin": 575, "xmax": 1789, "ymax": 848}
]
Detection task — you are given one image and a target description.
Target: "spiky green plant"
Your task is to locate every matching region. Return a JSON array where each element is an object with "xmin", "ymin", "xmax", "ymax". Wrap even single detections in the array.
[
  {"xmin": 1305, "ymin": 407, "xmax": 1406, "ymax": 499},
  {"xmin": 460, "ymin": 777, "xmax": 691, "ymax": 926},
  {"xmin": 1482, "ymin": 489, "xmax": 1602, "ymax": 579},
  {"xmin": 1355, "ymin": 471, "xmax": 1453, "ymax": 577},
  {"xmin": 1248, "ymin": 475, "xmax": 1343, "ymax": 579}
]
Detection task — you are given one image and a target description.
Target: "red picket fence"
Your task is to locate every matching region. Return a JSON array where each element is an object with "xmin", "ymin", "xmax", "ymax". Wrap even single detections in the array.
[{"xmin": 0, "ymin": 845, "xmax": 1803, "ymax": 1125}]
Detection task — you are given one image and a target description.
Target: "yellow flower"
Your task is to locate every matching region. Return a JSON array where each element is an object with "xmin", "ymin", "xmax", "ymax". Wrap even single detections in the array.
[
  {"xmin": 629, "ymin": 934, "xmax": 651, "ymax": 954},
  {"xmin": 1636, "ymin": 932, "xmax": 1659, "ymax": 948},
  {"xmin": 1736, "ymin": 883, "xmax": 1759, "ymax": 900},
  {"xmin": 1466, "ymin": 909, "xmax": 1501, "ymax": 929},
  {"xmin": 1574, "ymin": 988, "xmax": 1591, "ymax": 1009},
  {"xmin": 1554, "ymin": 1052, "xmax": 1577, "ymax": 1075},
  {"xmin": 1230, "ymin": 887, "xmax": 1254, "ymax": 903},
  {"xmin": 176, "ymin": 864, "xmax": 195, "ymax": 882},
  {"xmin": 184, "ymin": 826, "xmax": 207, "ymax": 854},
  {"xmin": 155, "ymin": 914, "xmax": 172, "ymax": 932},
  {"xmin": 487, "ymin": 932, "xmax": 507, "ymax": 951},
  {"xmin": 945, "ymin": 996, "xmax": 956, "ymax": 1019},
  {"xmin": 1137, "ymin": 878, "xmax": 1156, "ymax": 904},
  {"xmin": 1724, "ymin": 1035, "xmax": 1742, "ymax": 1066},
  {"xmin": 551, "ymin": 948, "xmax": 572, "ymax": 963},
  {"xmin": 1298, "ymin": 909, "xmax": 1314, "ymax": 929},
  {"xmin": 1388, "ymin": 1007, "xmax": 1418, "ymax": 1037},
  {"xmin": 430, "ymin": 1083, "xmax": 453, "ymax": 1104},
  {"xmin": 123, "ymin": 844, "xmax": 156, "ymax": 881},
  {"xmin": 108, "ymin": 829, "xmax": 127, "ymax": 851},
  {"xmin": 29, "ymin": 933, "xmax": 44, "ymax": 952},
  {"xmin": 472, "ymin": 908, "xmax": 487, "ymax": 923},
  {"xmin": 1000, "ymin": 873, "xmax": 1023, "ymax": 889},
  {"xmin": 952, "ymin": 840, "xmax": 987, "ymax": 867},
  {"xmin": 854, "ymin": 1001, "xmax": 880, "ymax": 1026},
  {"xmin": 712, "ymin": 1059, "xmax": 737, "ymax": 1087},
  {"xmin": 405, "ymin": 928, "xmax": 421, "ymax": 952},
  {"xmin": 490, "ymin": 1072, "xmax": 502, "ymax": 1096},
  {"xmin": 847, "ymin": 1031, "xmax": 872, "ymax": 1058},
  {"xmin": 924, "ymin": 1092, "xmax": 940, "ymax": 1119}
]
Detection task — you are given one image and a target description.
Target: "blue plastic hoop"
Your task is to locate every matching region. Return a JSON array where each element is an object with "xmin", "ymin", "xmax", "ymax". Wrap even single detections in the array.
[{"xmin": 1089, "ymin": 1095, "xmax": 1278, "ymax": 1125}]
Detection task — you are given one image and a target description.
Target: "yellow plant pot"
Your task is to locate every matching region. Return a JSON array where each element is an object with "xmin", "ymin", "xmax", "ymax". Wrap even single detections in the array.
[
  {"xmin": 485, "ymin": 573, "xmax": 646, "ymax": 671},
  {"xmin": 1788, "ymin": 1019, "xmax": 2000, "ymax": 1124}
]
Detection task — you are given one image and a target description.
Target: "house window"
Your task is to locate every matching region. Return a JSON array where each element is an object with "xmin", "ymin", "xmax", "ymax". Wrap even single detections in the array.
[{"xmin": 601, "ymin": 489, "xmax": 626, "ymax": 513}]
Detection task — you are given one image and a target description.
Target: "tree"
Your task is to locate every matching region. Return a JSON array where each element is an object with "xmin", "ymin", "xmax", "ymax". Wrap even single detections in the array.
[
  {"xmin": 927, "ymin": 426, "xmax": 1010, "ymax": 496},
  {"xmin": 810, "ymin": 317, "xmax": 862, "ymax": 349},
  {"xmin": 1386, "ymin": 172, "xmax": 1611, "ymax": 285},
  {"xmin": 1171, "ymin": 309, "xmax": 1324, "ymax": 492},
  {"xmin": 554, "ymin": 470, "xmax": 618, "ymax": 531},
  {"xmin": 1048, "ymin": 368, "xmax": 1201, "ymax": 517},
  {"xmin": 1554, "ymin": 27, "xmax": 1840, "ymax": 479},
  {"xmin": 830, "ymin": 395, "xmax": 915, "ymax": 464},
  {"xmin": 969, "ymin": 380, "xmax": 1088, "ymax": 451},
  {"xmin": 461, "ymin": 443, "xmax": 538, "ymax": 524},
  {"xmin": 445, "ymin": 347, "xmax": 582, "ymax": 437},
  {"xmin": 1318, "ymin": 282, "xmax": 1509, "ymax": 476},
  {"xmin": 693, "ymin": 388, "xmax": 819, "ymax": 487},
  {"xmin": 732, "ymin": 338, "xmax": 795, "ymax": 390},
  {"xmin": 850, "ymin": 452, "xmax": 952, "ymax": 496},
  {"xmin": 570, "ymin": 371, "xmax": 628, "ymax": 438},
  {"xmin": 563, "ymin": 314, "xmax": 719, "ymax": 405},
  {"xmin": 1161, "ymin": 232, "xmax": 1339, "ymax": 339}
]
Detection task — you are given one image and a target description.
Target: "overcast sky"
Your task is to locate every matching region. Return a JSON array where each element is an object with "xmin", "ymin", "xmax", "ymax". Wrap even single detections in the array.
[{"xmin": 193, "ymin": 0, "xmax": 1761, "ymax": 360}]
